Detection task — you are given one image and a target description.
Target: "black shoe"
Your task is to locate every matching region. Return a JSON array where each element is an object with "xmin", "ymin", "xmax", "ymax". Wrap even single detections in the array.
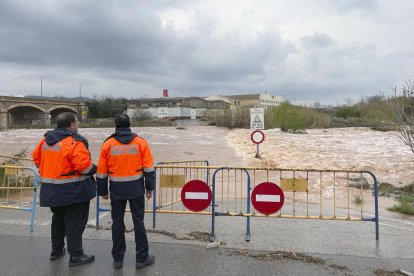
[
  {"xmin": 69, "ymin": 254, "xmax": 95, "ymax": 267},
  {"xmin": 50, "ymin": 248, "xmax": 66, "ymax": 260},
  {"xmin": 136, "ymin": 255, "xmax": 155, "ymax": 269},
  {"xmin": 113, "ymin": 261, "xmax": 123, "ymax": 269}
]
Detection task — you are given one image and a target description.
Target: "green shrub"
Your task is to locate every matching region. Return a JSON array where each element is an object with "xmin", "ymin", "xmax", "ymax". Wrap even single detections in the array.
[
  {"xmin": 353, "ymin": 194, "xmax": 363, "ymax": 206},
  {"xmin": 388, "ymin": 201, "xmax": 414, "ymax": 215},
  {"xmin": 204, "ymin": 108, "xmax": 250, "ymax": 129},
  {"xmin": 388, "ymin": 194, "xmax": 414, "ymax": 215},
  {"xmin": 280, "ymin": 110, "xmax": 306, "ymax": 133},
  {"xmin": 272, "ymin": 102, "xmax": 330, "ymax": 133},
  {"xmin": 335, "ymin": 107, "xmax": 361, "ymax": 119},
  {"xmin": 131, "ymin": 109, "xmax": 152, "ymax": 123},
  {"xmin": 232, "ymin": 107, "xmax": 250, "ymax": 128}
]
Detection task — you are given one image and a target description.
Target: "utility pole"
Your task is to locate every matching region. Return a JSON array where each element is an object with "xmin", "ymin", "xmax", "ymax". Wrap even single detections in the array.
[
  {"xmin": 79, "ymin": 84, "xmax": 83, "ymax": 102},
  {"xmin": 40, "ymin": 76, "xmax": 45, "ymax": 99}
]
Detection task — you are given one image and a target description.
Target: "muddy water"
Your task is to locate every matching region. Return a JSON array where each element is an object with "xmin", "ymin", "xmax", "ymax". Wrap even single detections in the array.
[
  {"xmin": 0, "ymin": 126, "xmax": 243, "ymax": 167},
  {"xmin": 1, "ymin": 126, "xmax": 413, "ymax": 188},
  {"xmin": 226, "ymin": 127, "xmax": 414, "ymax": 187},
  {"xmin": 0, "ymin": 126, "xmax": 411, "ymax": 216}
]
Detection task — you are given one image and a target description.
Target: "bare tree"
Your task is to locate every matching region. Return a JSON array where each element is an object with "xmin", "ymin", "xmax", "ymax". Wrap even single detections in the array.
[
  {"xmin": 313, "ymin": 101, "xmax": 322, "ymax": 109},
  {"xmin": 344, "ymin": 98, "xmax": 353, "ymax": 107},
  {"xmin": 384, "ymin": 80, "xmax": 414, "ymax": 153}
]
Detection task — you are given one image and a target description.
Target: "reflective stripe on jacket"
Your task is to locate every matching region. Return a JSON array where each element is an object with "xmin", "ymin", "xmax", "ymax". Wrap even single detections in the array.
[
  {"xmin": 96, "ymin": 129, "xmax": 155, "ymax": 200},
  {"xmin": 32, "ymin": 132, "xmax": 97, "ymax": 207}
]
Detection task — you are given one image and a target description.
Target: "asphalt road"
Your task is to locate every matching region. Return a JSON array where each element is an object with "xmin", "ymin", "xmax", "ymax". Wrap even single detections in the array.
[{"xmin": 0, "ymin": 205, "xmax": 413, "ymax": 275}]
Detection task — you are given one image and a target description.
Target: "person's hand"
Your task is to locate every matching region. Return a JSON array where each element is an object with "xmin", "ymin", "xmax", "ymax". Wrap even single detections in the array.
[
  {"xmin": 146, "ymin": 190, "xmax": 152, "ymax": 200},
  {"xmin": 102, "ymin": 194, "xmax": 109, "ymax": 200}
]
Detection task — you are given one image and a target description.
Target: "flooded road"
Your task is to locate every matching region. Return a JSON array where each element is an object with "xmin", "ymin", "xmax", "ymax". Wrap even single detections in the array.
[
  {"xmin": 1, "ymin": 126, "xmax": 413, "ymax": 186},
  {"xmin": 1, "ymin": 126, "xmax": 413, "ymax": 215},
  {"xmin": 0, "ymin": 126, "xmax": 244, "ymax": 167},
  {"xmin": 226, "ymin": 127, "xmax": 414, "ymax": 187}
]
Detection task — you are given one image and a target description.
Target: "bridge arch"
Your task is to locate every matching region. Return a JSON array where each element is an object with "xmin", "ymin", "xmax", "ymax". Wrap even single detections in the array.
[
  {"xmin": 6, "ymin": 105, "xmax": 47, "ymax": 128},
  {"xmin": 6, "ymin": 103, "xmax": 46, "ymax": 113},
  {"xmin": 48, "ymin": 106, "xmax": 78, "ymax": 125},
  {"xmin": 47, "ymin": 106, "xmax": 78, "ymax": 114}
]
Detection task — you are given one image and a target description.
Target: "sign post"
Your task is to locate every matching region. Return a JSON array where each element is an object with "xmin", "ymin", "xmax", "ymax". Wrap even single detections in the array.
[
  {"xmin": 250, "ymin": 108, "xmax": 265, "ymax": 158},
  {"xmin": 251, "ymin": 130, "xmax": 265, "ymax": 158}
]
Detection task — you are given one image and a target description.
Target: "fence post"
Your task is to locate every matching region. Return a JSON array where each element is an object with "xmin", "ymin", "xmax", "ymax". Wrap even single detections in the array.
[
  {"xmin": 153, "ymin": 166, "xmax": 158, "ymax": 229},
  {"xmin": 30, "ymin": 168, "xmax": 39, "ymax": 233},
  {"xmin": 245, "ymin": 169, "xmax": 251, "ymax": 241},
  {"xmin": 210, "ymin": 167, "xmax": 224, "ymax": 242},
  {"xmin": 96, "ymin": 194, "xmax": 100, "ymax": 230}
]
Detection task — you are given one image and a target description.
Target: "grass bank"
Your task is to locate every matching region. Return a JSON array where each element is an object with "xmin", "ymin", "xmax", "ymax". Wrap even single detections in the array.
[{"xmin": 378, "ymin": 182, "xmax": 414, "ymax": 216}]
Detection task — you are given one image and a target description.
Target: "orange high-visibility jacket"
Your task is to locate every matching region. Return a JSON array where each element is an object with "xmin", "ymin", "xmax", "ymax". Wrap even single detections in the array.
[
  {"xmin": 96, "ymin": 128, "xmax": 155, "ymax": 200},
  {"xmin": 32, "ymin": 129, "xmax": 97, "ymax": 207}
]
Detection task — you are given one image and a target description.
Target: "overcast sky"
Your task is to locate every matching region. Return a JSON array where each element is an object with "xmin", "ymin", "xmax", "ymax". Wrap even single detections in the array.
[{"xmin": 0, "ymin": 0, "xmax": 413, "ymax": 105}]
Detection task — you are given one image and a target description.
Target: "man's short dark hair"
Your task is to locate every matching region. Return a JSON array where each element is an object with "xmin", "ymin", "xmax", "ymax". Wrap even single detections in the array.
[
  {"xmin": 115, "ymin": 114, "xmax": 130, "ymax": 128},
  {"xmin": 56, "ymin": 112, "xmax": 77, "ymax": 128}
]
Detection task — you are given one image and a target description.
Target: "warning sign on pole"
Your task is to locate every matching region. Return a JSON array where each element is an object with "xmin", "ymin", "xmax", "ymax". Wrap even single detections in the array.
[{"xmin": 250, "ymin": 108, "xmax": 264, "ymax": 130}]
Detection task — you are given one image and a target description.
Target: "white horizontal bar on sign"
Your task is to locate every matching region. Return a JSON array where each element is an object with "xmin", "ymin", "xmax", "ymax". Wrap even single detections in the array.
[
  {"xmin": 185, "ymin": 192, "xmax": 209, "ymax": 200},
  {"xmin": 256, "ymin": 194, "xmax": 280, "ymax": 202}
]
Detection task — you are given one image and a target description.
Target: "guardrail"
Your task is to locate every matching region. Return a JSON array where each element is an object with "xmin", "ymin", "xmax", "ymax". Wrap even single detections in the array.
[
  {"xmin": 0, "ymin": 165, "xmax": 39, "ymax": 232},
  {"xmin": 137, "ymin": 164, "xmax": 379, "ymax": 241},
  {"xmin": 210, "ymin": 167, "xmax": 379, "ymax": 241},
  {"xmin": 0, "ymin": 154, "xmax": 35, "ymax": 168},
  {"xmin": 95, "ymin": 160, "xmax": 210, "ymax": 230}
]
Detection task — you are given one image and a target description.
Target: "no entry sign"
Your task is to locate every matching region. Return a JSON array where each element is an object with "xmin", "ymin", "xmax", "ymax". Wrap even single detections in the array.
[
  {"xmin": 181, "ymin": 180, "xmax": 212, "ymax": 212},
  {"xmin": 251, "ymin": 182, "xmax": 284, "ymax": 215}
]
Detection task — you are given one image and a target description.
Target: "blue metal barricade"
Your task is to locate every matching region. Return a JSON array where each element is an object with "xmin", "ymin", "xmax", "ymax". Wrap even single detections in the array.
[
  {"xmin": 209, "ymin": 167, "xmax": 379, "ymax": 241},
  {"xmin": 0, "ymin": 165, "xmax": 39, "ymax": 232}
]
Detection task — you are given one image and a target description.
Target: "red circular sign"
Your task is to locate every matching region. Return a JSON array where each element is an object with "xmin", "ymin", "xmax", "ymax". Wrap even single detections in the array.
[
  {"xmin": 181, "ymin": 180, "xmax": 212, "ymax": 212},
  {"xmin": 251, "ymin": 182, "xmax": 284, "ymax": 215},
  {"xmin": 251, "ymin": 130, "xmax": 265, "ymax": 144}
]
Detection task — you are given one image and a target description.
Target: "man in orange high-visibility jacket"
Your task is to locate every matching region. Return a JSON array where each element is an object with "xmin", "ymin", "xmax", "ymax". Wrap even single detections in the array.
[
  {"xmin": 97, "ymin": 114, "xmax": 155, "ymax": 269},
  {"xmin": 32, "ymin": 112, "xmax": 96, "ymax": 267}
]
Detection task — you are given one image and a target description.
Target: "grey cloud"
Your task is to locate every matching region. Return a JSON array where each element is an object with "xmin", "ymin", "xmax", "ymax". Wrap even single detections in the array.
[
  {"xmin": 0, "ymin": 1, "xmax": 176, "ymax": 73},
  {"xmin": 300, "ymin": 32, "xmax": 335, "ymax": 49},
  {"xmin": 183, "ymin": 31, "xmax": 295, "ymax": 82},
  {"xmin": 0, "ymin": 0, "xmax": 413, "ymax": 105},
  {"xmin": 322, "ymin": 0, "xmax": 379, "ymax": 14}
]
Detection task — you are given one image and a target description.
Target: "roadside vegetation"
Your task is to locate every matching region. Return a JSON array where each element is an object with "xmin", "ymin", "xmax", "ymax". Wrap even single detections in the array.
[
  {"xmin": 85, "ymin": 96, "xmax": 128, "ymax": 119},
  {"xmin": 353, "ymin": 194, "xmax": 363, "ymax": 206},
  {"xmin": 203, "ymin": 95, "xmax": 396, "ymax": 133},
  {"xmin": 378, "ymin": 182, "xmax": 414, "ymax": 216}
]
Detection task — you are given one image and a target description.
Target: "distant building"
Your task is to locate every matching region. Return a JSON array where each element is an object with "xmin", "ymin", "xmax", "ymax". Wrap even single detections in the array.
[
  {"xmin": 126, "ymin": 96, "xmax": 229, "ymax": 119},
  {"xmin": 126, "ymin": 92, "xmax": 283, "ymax": 120},
  {"xmin": 204, "ymin": 92, "xmax": 284, "ymax": 109}
]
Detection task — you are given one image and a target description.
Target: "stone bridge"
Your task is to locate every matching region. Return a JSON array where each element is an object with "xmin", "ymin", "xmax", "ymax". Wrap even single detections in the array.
[{"xmin": 0, "ymin": 96, "xmax": 87, "ymax": 129}]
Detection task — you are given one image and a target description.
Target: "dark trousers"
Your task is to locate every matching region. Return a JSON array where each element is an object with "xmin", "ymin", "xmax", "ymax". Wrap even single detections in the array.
[
  {"xmin": 111, "ymin": 197, "xmax": 149, "ymax": 262},
  {"xmin": 50, "ymin": 200, "xmax": 90, "ymax": 257}
]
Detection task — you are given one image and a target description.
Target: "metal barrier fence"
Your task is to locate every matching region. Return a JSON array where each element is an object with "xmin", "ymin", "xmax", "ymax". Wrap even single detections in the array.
[
  {"xmin": 150, "ymin": 165, "xmax": 379, "ymax": 241},
  {"xmin": 0, "ymin": 154, "xmax": 35, "ymax": 168},
  {"xmin": 210, "ymin": 167, "xmax": 379, "ymax": 241},
  {"xmin": 95, "ymin": 160, "xmax": 210, "ymax": 229},
  {"xmin": 0, "ymin": 165, "xmax": 39, "ymax": 232},
  {"xmin": 152, "ymin": 160, "xmax": 210, "ymax": 229}
]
